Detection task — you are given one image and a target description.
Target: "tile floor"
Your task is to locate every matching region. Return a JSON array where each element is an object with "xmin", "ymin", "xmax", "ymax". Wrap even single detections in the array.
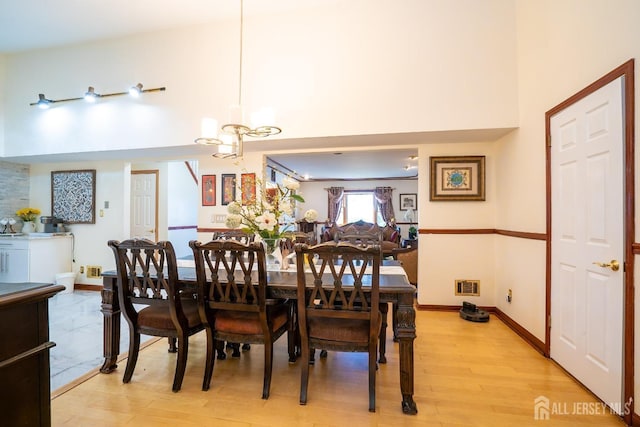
[{"xmin": 48, "ymin": 290, "xmax": 151, "ymax": 391}]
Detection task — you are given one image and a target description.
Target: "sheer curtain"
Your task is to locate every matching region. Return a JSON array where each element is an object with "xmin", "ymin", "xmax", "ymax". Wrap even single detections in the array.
[
  {"xmin": 374, "ymin": 186, "xmax": 396, "ymax": 224},
  {"xmin": 326, "ymin": 187, "xmax": 345, "ymax": 225}
]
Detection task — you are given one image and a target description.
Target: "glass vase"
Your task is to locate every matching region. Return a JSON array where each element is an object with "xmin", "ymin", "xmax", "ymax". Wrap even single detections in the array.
[{"xmin": 263, "ymin": 238, "xmax": 281, "ymax": 270}]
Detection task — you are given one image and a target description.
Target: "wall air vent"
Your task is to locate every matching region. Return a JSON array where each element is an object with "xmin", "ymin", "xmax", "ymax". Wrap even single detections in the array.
[
  {"xmin": 86, "ymin": 265, "xmax": 102, "ymax": 278},
  {"xmin": 455, "ymin": 279, "xmax": 480, "ymax": 296}
]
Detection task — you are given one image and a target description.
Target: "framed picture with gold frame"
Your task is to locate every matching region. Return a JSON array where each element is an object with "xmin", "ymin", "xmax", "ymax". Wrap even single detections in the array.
[{"xmin": 429, "ymin": 156, "xmax": 485, "ymax": 201}]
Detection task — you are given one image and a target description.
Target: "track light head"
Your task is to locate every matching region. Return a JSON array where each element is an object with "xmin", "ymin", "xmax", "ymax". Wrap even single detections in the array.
[
  {"xmin": 84, "ymin": 86, "xmax": 98, "ymax": 102},
  {"xmin": 36, "ymin": 94, "xmax": 51, "ymax": 109},
  {"xmin": 129, "ymin": 83, "xmax": 143, "ymax": 97}
]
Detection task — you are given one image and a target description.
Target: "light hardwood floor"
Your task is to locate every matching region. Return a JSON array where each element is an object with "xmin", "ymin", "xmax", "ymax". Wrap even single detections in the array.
[{"xmin": 51, "ymin": 310, "xmax": 626, "ymax": 426}]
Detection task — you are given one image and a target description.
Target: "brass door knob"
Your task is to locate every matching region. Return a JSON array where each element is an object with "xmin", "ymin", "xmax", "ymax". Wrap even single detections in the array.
[{"xmin": 592, "ymin": 260, "xmax": 620, "ymax": 271}]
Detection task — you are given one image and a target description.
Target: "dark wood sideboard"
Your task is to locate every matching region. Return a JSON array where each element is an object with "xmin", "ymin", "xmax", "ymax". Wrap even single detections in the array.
[{"xmin": 0, "ymin": 282, "xmax": 64, "ymax": 427}]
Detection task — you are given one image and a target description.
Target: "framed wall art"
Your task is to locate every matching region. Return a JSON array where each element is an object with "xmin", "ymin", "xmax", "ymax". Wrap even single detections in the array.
[
  {"xmin": 241, "ymin": 173, "xmax": 256, "ymax": 205},
  {"xmin": 429, "ymin": 156, "xmax": 485, "ymax": 201},
  {"xmin": 202, "ymin": 175, "xmax": 216, "ymax": 206},
  {"xmin": 51, "ymin": 169, "xmax": 96, "ymax": 223},
  {"xmin": 221, "ymin": 173, "xmax": 236, "ymax": 205},
  {"xmin": 399, "ymin": 193, "xmax": 417, "ymax": 211}
]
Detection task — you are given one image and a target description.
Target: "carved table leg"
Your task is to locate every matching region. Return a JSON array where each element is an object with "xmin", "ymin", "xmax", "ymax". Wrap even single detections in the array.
[
  {"xmin": 396, "ymin": 292, "xmax": 418, "ymax": 415},
  {"xmin": 100, "ymin": 276, "xmax": 121, "ymax": 373},
  {"xmin": 378, "ymin": 302, "xmax": 388, "ymax": 363}
]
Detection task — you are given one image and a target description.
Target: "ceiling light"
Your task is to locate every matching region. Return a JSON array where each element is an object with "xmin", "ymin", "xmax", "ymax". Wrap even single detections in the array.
[
  {"xmin": 84, "ymin": 86, "xmax": 99, "ymax": 102},
  {"xmin": 409, "ymin": 155, "xmax": 418, "ymax": 160},
  {"xmin": 36, "ymin": 94, "xmax": 52, "ymax": 109},
  {"xmin": 128, "ymin": 83, "xmax": 143, "ymax": 97},
  {"xmin": 195, "ymin": 0, "xmax": 281, "ymax": 158}
]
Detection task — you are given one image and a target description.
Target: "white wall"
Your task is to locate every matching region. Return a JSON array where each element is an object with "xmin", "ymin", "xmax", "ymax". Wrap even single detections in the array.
[
  {"xmin": 416, "ymin": 141, "xmax": 498, "ymax": 306},
  {"xmin": 167, "ymin": 161, "xmax": 198, "ymax": 259},
  {"xmin": 29, "ymin": 160, "xmax": 129, "ymax": 285},
  {"xmin": 1, "ymin": 0, "xmax": 518, "ymax": 159},
  {"xmin": 0, "ymin": 54, "xmax": 5, "ymax": 154}
]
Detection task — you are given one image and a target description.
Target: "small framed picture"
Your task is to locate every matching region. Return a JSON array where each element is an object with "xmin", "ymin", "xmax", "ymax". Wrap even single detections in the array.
[
  {"xmin": 221, "ymin": 174, "xmax": 236, "ymax": 205},
  {"xmin": 202, "ymin": 175, "xmax": 216, "ymax": 206},
  {"xmin": 399, "ymin": 193, "xmax": 417, "ymax": 211},
  {"xmin": 241, "ymin": 173, "xmax": 257, "ymax": 205},
  {"xmin": 430, "ymin": 156, "xmax": 485, "ymax": 201}
]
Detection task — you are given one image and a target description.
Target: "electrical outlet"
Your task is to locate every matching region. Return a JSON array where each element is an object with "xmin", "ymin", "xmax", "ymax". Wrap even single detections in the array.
[
  {"xmin": 507, "ymin": 288, "xmax": 512, "ymax": 303},
  {"xmin": 80, "ymin": 266, "xmax": 84, "ymax": 274}
]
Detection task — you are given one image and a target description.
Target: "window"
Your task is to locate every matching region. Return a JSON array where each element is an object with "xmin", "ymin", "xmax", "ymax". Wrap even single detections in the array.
[{"xmin": 336, "ymin": 191, "xmax": 384, "ymax": 225}]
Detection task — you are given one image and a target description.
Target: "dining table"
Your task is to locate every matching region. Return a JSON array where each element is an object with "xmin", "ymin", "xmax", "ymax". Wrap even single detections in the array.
[{"xmin": 99, "ymin": 260, "xmax": 418, "ymax": 415}]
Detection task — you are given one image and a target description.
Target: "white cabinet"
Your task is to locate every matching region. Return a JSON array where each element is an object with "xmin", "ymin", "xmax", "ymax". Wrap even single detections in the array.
[
  {"xmin": 0, "ymin": 235, "xmax": 73, "ymax": 284},
  {"xmin": 0, "ymin": 240, "xmax": 29, "ymax": 282}
]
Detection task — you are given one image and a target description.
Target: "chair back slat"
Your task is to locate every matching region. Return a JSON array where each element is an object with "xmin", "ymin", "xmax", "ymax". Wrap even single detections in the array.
[
  {"xmin": 108, "ymin": 239, "xmax": 179, "ymax": 304},
  {"xmin": 190, "ymin": 240, "xmax": 266, "ymax": 312},
  {"xmin": 296, "ymin": 241, "xmax": 380, "ymax": 316}
]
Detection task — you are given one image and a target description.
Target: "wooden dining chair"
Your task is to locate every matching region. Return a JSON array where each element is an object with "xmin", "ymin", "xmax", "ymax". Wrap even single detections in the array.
[
  {"xmin": 333, "ymin": 231, "xmax": 390, "ymax": 363},
  {"xmin": 211, "ymin": 230, "xmax": 256, "ymax": 358},
  {"xmin": 295, "ymin": 241, "xmax": 382, "ymax": 412},
  {"xmin": 107, "ymin": 238, "xmax": 203, "ymax": 392},
  {"xmin": 189, "ymin": 239, "xmax": 295, "ymax": 399}
]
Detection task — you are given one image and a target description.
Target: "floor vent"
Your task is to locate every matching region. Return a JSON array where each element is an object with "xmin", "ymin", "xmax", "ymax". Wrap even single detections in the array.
[
  {"xmin": 455, "ymin": 279, "xmax": 480, "ymax": 296},
  {"xmin": 86, "ymin": 265, "xmax": 102, "ymax": 278}
]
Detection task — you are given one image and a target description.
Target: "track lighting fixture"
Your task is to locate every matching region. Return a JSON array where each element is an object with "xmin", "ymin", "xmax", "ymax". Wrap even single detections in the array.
[{"xmin": 29, "ymin": 83, "xmax": 166, "ymax": 108}]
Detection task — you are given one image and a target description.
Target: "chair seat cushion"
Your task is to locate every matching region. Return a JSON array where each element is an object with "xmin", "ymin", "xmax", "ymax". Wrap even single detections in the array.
[
  {"xmin": 308, "ymin": 313, "xmax": 382, "ymax": 344},
  {"xmin": 138, "ymin": 298, "xmax": 201, "ymax": 330},
  {"xmin": 215, "ymin": 303, "xmax": 289, "ymax": 335}
]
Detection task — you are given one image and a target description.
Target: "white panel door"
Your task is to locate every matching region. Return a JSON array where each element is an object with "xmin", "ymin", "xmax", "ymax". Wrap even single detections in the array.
[
  {"xmin": 550, "ymin": 77, "xmax": 624, "ymax": 411},
  {"xmin": 130, "ymin": 172, "xmax": 157, "ymax": 241}
]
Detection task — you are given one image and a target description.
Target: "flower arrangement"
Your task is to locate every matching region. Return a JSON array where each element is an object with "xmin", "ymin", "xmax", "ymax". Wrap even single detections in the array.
[
  {"xmin": 16, "ymin": 207, "xmax": 41, "ymax": 222},
  {"xmin": 225, "ymin": 176, "xmax": 315, "ymax": 241}
]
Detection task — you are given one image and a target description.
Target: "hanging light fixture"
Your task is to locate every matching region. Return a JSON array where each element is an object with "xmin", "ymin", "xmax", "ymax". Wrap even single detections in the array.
[{"xmin": 195, "ymin": 0, "xmax": 281, "ymax": 158}]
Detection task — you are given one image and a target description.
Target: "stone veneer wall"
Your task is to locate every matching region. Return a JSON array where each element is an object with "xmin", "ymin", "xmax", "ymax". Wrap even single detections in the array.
[{"xmin": 0, "ymin": 161, "xmax": 30, "ymax": 221}]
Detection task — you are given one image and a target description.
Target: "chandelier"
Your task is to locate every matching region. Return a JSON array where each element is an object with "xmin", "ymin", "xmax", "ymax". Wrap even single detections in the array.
[{"xmin": 195, "ymin": 0, "xmax": 281, "ymax": 158}]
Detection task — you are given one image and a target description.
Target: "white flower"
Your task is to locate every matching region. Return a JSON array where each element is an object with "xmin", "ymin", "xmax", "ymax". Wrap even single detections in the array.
[
  {"xmin": 282, "ymin": 177, "xmax": 300, "ymax": 191},
  {"xmin": 262, "ymin": 200, "xmax": 274, "ymax": 212},
  {"xmin": 227, "ymin": 201, "xmax": 242, "ymax": 214},
  {"xmin": 304, "ymin": 209, "xmax": 318, "ymax": 222},
  {"xmin": 256, "ymin": 212, "xmax": 277, "ymax": 231},
  {"xmin": 280, "ymin": 200, "xmax": 293, "ymax": 216},
  {"xmin": 225, "ymin": 214, "xmax": 242, "ymax": 229}
]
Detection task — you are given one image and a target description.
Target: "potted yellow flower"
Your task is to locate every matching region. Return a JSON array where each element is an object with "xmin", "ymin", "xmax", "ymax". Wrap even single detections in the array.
[{"xmin": 16, "ymin": 207, "xmax": 41, "ymax": 233}]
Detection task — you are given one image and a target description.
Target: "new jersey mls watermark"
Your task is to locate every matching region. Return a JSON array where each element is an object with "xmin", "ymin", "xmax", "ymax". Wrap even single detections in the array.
[{"xmin": 534, "ymin": 395, "xmax": 632, "ymax": 420}]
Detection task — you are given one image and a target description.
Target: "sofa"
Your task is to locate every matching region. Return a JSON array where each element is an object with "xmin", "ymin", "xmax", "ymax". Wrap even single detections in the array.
[{"xmin": 320, "ymin": 219, "xmax": 400, "ymax": 256}]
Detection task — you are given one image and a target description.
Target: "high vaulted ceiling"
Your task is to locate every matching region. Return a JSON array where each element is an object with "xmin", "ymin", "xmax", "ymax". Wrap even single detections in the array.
[
  {"xmin": 0, "ymin": 0, "xmax": 515, "ymax": 179},
  {"xmin": 0, "ymin": 0, "xmax": 337, "ymax": 53}
]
